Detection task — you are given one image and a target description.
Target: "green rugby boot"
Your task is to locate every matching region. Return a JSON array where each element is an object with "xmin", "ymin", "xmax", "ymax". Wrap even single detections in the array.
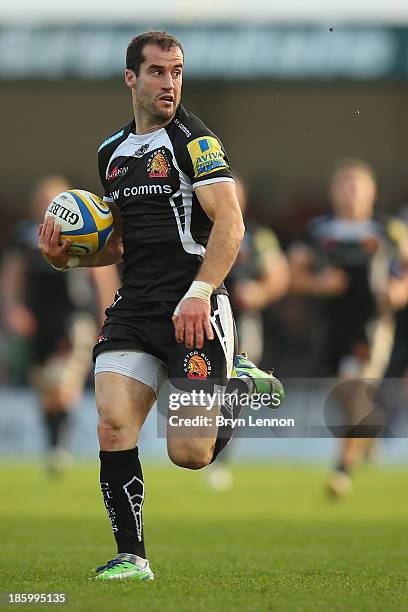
[
  {"xmin": 92, "ymin": 555, "xmax": 154, "ymax": 581},
  {"xmin": 231, "ymin": 353, "xmax": 285, "ymax": 407}
]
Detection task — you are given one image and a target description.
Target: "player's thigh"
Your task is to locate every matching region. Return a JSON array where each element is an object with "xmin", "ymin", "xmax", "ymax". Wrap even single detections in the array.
[
  {"xmin": 95, "ymin": 349, "xmax": 166, "ymax": 431},
  {"xmin": 166, "ymin": 401, "xmax": 221, "ymax": 468},
  {"xmin": 165, "ymin": 293, "xmax": 235, "ymax": 389},
  {"xmin": 166, "ymin": 294, "xmax": 235, "ymax": 466}
]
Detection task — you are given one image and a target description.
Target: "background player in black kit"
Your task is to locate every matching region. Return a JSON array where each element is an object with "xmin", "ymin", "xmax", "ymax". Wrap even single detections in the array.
[
  {"xmin": 39, "ymin": 31, "xmax": 281, "ymax": 580},
  {"xmin": 289, "ymin": 159, "xmax": 393, "ymax": 497},
  {"xmin": 377, "ymin": 209, "xmax": 408, "ymax": 434},
  {"xmin": 1, "ymin": 174, "xmax": 119, "ymax": 475}
]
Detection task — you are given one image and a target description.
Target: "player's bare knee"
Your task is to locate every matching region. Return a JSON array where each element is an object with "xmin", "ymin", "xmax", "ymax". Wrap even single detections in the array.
[
  {"xmin": 168, "ymin": 447, "xmax": 213, "ymax": 470},
  {"xmin": 98, "ymin": 423, "xmax": 119, "ymax": 447},
  {"xmin": 170, "ymin": 456, "xmax": 209, "ymax": 470},
  {"xmin": 97, "ymin": 414, "xmax": 133, "ymax": 445}
]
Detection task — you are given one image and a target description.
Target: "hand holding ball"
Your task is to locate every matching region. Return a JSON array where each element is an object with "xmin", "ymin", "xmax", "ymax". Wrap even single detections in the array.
[{"xmin": 44, "ymin": 190, "xmax": 113, "ymax": 256}]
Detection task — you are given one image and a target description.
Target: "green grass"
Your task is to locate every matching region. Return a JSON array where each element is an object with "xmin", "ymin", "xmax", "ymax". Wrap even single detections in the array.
[{"xmin": 1, "ymin": 462, "xmax": 408, "ymax": 611}]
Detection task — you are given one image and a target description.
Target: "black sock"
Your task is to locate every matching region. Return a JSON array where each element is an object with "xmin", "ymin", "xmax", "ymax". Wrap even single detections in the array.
[
  {"xmin": 99, "ymin": 447, "xmax": 146, "ymax": 558},
  {"xmin": 43, "ymin": 410, "xmax": 71, "ymax": 449},
  {"xmin": 211, "ymin": 379, "xmax": 248, "ymax": 463}
]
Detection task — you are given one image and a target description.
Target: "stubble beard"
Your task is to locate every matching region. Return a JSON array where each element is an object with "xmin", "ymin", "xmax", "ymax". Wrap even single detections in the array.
[
  {"xmin": 137, "ymin": 93, "xmax": 164, "ymax": 122},
  {"xmin": 137, "ymin": 87, "xmax": 179, "ymax": 128}
]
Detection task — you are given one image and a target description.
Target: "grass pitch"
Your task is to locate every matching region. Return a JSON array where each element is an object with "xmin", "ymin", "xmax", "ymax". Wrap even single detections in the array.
[{"xmin": 1, "ymin": 462, "xmax": 408, "ymax": 611}]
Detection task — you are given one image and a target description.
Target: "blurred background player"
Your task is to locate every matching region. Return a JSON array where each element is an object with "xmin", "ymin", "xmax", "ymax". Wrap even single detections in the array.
[
  {"xmin": 289, "ymin": 159, "xmax": 394, "ymax": 496},
  {"xmin": 207, "ymin": 177, "xmax": 290, "ymax": 490},
  {"xmin": 0, "ymin": 175, "xmax": 119, "ymax": 474},
  {"xmin": 227, "ymin": 178, "xmax": 290, "ymax": 363},
  {"xmin": 377, "ymin": 210, "xmax": 408, "ymax": 433}
]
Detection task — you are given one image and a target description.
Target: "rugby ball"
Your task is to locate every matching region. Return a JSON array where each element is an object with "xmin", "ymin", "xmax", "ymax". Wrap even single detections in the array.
[{"xmin": 45, "ymin": 189, "xmax": 113, "ymax": 256}]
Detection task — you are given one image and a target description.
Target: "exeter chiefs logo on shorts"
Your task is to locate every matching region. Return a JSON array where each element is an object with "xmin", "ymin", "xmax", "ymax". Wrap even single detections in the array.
[
  {"xmin": 147, "ymin": 149, "xmax": 170, "ymax": 178},
  {"xmin": 184, "ymin": 352, "xmax": 212, "ymax": 380}
]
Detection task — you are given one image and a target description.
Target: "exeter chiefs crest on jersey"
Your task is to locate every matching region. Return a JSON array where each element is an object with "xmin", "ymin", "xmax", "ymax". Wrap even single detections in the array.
[
  {"xmin": 147, "ymin": 150, "xmax": 170, "ymax": 178},
  {"xmin": 97, "ymin": 105, "xmax": 234, "ymax": 301}
]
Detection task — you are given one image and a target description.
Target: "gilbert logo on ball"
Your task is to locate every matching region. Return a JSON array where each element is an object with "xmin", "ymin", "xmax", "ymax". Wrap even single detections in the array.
[{"xmin": 45, "ymin": 189, "xmax": 113, "ymax": 256}]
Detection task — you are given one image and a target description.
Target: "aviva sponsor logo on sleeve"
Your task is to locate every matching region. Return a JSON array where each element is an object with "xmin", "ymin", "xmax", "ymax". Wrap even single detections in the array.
[{"xmin": 187, "ymin": 137, "xmax": 229, "ymax": 179}]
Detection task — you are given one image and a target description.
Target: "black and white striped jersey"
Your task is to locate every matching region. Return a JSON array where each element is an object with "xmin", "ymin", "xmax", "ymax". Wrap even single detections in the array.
[{"xmin": 98, "ymin": 104, "xmax": 234, "ymax": 301}]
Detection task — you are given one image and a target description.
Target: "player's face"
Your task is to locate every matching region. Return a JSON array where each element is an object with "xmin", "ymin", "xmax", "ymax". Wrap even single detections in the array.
[
  {"xmin": 127, "ymin": 44, "xmax": 183, "ymax": 123},
  {"xmin": 330, "ymin": 167, "xmax": 376, "ymax": 220}
]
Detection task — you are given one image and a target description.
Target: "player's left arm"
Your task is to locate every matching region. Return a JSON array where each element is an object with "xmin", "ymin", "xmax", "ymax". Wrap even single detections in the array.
[
  {"xmin": 172, "ymin": 181, "xmax": 244, "ymax": 349},
  {"xmin": 195, "ymin": 181, "xmax": 245, "ymax": 286}
]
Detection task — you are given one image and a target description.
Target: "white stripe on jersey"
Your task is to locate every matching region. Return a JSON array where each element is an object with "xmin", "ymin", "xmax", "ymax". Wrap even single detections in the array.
[
  {"xmin": 192, "ymin": 177, "xmax": 235, "ymax": 189},
  {"xmin": 163, "ymin": 131, "xmax": 206, "ymax": 256},
  {"xmin": 210, "ymin": 295, "xmax": 235, "ymax": 379}
]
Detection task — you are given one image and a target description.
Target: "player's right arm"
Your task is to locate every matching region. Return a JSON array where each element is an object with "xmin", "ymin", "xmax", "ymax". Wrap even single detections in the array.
[
  {"xmin": 232, "ymin": 229, "xmax": 290, "ymax": 311},
  {"xmin": 288, "ymin": 242, "xmax": 348, "ymax": 297},
  {"xmin": 38, "ymin": 203, "xmax": 123, "ymax": 270}
]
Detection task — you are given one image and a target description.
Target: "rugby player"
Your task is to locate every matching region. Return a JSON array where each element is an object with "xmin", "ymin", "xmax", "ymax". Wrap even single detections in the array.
[
  {"xmin": 39, "ymin": 31, "xmax": 282, "ymax": 580},
  {"xmin": 289, "ymin": 159, "xmax": 393, "ymax": 497},
  {"xmin": 1, "ymin": 175, "xmax": 119, "ymax": 474},
  {"xmin": 227, "ymin": 177, "xmax": 290, "ymax": 363},
  {"xmin": 377, "ymin": 209, "xmax": 408, "ymax": 431}
]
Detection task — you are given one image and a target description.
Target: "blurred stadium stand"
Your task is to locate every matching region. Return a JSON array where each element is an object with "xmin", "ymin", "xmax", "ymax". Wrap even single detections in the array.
[
  {"xmin": 3, "ymin": 0, "xmax": 408, "ymax": 24},
  {"xmin": 1, "ymin": 21, "xmax": 408, "ymax": 227}
]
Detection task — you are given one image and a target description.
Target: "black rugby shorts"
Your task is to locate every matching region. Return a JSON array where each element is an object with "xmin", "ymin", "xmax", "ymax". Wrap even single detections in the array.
[{"xmin": 93, "ymin": 291, "xmax": 236, "ymax": 389}]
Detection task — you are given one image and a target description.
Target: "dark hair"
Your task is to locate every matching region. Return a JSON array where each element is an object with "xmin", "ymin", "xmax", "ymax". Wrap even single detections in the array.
[{"xmin": 126, "ymin": 31, "xmax": 184, "ymax": 76}]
